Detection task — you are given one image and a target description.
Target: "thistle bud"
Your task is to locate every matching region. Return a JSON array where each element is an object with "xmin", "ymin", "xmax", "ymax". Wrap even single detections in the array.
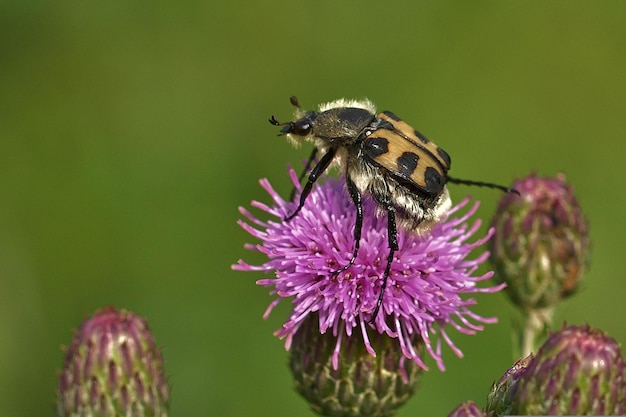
[
  {"xmin": 489, "ymin": 173, "xmax": 590, "ymax": 311},
  {"xmin": 56, "ymin": 307, "xmax": 170, "ymax": 417},
  {"xmin": 289, "ymin": 314, "xmax": 422, "ymax": 417},
  {"xmin": 485, "ymin": 354, "xmax": 532, "ymax": 417},
  {"xmin": 447, "ymin": 401, "xmax": 488, "ymax": 417},
  {"xmin": 514, "ymin": 324, "xmax": 626, "ymax": 415}
]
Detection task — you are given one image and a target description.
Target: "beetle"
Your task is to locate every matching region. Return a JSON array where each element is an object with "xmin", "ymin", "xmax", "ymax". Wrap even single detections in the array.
[{"xmin": 269, "ymin": 96, "xmax": 514, "ymax": 322}]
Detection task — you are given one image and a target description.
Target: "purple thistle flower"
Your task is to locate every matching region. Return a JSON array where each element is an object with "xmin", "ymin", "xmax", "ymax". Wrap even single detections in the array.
[{"xmin": 233, "ymin": 167, "xmax": 504, "ymax": 371}]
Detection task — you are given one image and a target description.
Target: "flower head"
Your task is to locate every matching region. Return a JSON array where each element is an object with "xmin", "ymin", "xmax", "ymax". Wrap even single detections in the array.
[
  {"xmin": 289, "ymin": 313, "xmax": 422, "ymax": 417},
  {"xmin": 514, "ymin": 324, "xmax": 626, "ymax": 415},
  {"xmin": 233, "ymin": 167, "xmax": 504, "ymax": 371},
  {"xmin": 489, "ymin": 173, "xmax": 590, "ymax": 311},
  {"xmin": 447, "ymin": 401, "xmax": 489, "ymax": 417},
  {"xmin": 57, "ymin": 307, "xmax": 170, "ymax": 417},
  {"xmin": 486, "ymin": 354, "xmax": 533, "ymax": 417}
]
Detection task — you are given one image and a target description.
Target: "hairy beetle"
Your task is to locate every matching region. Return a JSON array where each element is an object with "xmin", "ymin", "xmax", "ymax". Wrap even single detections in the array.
[{"xmin": 270, "ymin": 97, "xmax": 514, "ymax": 321}]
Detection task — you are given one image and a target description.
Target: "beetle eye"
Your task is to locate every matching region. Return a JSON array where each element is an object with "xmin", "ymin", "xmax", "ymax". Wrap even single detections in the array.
[{"xmin": 293, "ymin": 119, "xmax": 312, "ymax": 136}]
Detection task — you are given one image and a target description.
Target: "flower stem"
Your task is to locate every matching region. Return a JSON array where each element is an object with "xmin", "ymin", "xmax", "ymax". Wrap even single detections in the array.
[{"xmin": 520, "ymin": 307, "xmax": 554, "ymax": 357}]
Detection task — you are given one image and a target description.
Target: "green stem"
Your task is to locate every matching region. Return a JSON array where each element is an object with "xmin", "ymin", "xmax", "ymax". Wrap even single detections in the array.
[{"xmin": 520, "ymin": 307, "xmax": 554, "ymax": 357}]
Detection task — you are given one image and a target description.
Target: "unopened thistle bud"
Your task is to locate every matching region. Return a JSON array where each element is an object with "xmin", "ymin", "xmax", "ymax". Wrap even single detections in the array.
[
  {"xmin": 485, "ymin": 354, "xmax": 532, "ymax": 417},
  {"xmin": 447, "ymin": 401, "xmax": 488, "ymax": 417},
  {"xmin": 514, "ymin": 324, "xmax": 626, "ymax": 415},
  {"xmin": 489, "ymin": 173, "xmax": 590, "ymax": 311},
  {"xmin": 56, "ymin": 307, "xmax": 170, "ymax": 417},
  {"xmin": 289, "ymin": 314, "xmax": 422, "ymax": 417}
]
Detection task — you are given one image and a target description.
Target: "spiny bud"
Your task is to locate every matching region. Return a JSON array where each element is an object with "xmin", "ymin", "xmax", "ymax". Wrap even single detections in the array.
[
  {"xmin": 56, "ymin": 307, "xmax": 170, "ymax": 417},
  {"xmin": 447, "ymin": 401, "xmax": 488, "ymax": 417},
  {"xmin": 485, "ymin": 354, "xmax": 532, "ymax": 417},
  {"xmin": 514, "ymin": 324, "xmax": 626, "ymax": 415},
  {"xmin": 489, "ymin": 173, "xmax": 590, "ymax": 311},
  {"xmin": 289, "ymin": 314, "xmax": 422, "ymax": 417}
]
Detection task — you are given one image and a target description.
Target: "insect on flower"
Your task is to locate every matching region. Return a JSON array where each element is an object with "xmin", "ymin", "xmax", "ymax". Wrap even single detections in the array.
[{"xmin": 269, "ymin": 96, "xmax": 515, "ymax": 322}]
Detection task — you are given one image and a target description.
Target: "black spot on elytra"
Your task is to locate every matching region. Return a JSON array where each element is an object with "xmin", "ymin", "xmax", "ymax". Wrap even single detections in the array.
[
  {"xmin": 437, "ymin": 147, "xmax": 451, "ymax": 167},
  {"xmin": 364, "ymin": 136, "xmax": 389, "ymax": 158},
  {"xmin": 424, "ymin": 166, "xmax": 444, "ymax": 193},
  {"xmin": 381, "ymin": 110, "xmax": 401, "ymax": 121},
  {"xmin": 413, "ymin": 129, "xmax": 430, "ymax": 144},
  {"xmin": 397, "ymin": 152, "xmax": 419, "ymax": 177}
]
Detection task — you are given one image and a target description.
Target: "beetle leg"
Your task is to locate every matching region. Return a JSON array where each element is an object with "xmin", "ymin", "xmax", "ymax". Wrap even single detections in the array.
[
  {"xmin": 289, "ymin": 147, "xmax": 318, "ymax": 201},
  {"xmin": 369, "ymin": 195, "xmax": 398, "ymax": 323},
  {"xmin": 285, "ymin": 147, "xmax": 336, "ymax": 221},
  {"xmin": 330, "ymin": 174, "xmax": 362, "ymax": 275}
]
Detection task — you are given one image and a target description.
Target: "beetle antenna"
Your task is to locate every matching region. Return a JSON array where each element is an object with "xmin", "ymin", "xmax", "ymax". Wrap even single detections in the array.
[
  {"xmin": 269, "ymin": 95, "xmax": 301, "ymax": 126},
  {"xmin": 268, "ymin": 115, "xmax": 282, "ymax": 126},
  {"xmin": 268, "ymin": 115, "xmax": 293, "ymax": 136},
  {"xmin": 270, "ymin": 96, "xmax": 302, "ymax": 133},
  {"xmin": 289, "ymin": 96, "xmax": 301, "ymax": 108},
  {"xmin": 447, "ymin": 176, "xmax": 520, "ymax": 195}
]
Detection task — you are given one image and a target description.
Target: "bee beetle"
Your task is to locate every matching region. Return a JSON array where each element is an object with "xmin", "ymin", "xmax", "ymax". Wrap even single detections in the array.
[{"xmin": 269, "ymin": 96, "xmax": 514, "ymax": 322}]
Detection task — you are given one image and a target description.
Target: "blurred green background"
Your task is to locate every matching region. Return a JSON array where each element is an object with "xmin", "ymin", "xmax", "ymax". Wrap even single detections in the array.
[{"xmin": 1, "ymin": 1, "xmax": 625, "ymax": 415}]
